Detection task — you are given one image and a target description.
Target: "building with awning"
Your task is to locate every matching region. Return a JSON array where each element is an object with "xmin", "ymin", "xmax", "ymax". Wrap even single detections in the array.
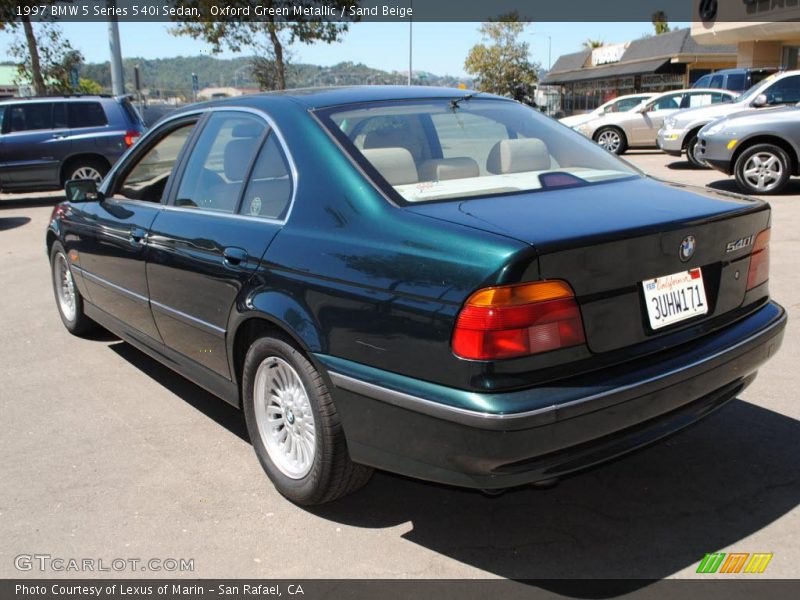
[{"xmin": 541, "ymin": 28, "xmax": 736, "ymax": 115}]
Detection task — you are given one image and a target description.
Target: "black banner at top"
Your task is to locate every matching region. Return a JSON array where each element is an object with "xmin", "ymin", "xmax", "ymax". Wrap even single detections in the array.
[{"xmin": 3, "ymin": 0, "xmax": 799, "ymax": 23}]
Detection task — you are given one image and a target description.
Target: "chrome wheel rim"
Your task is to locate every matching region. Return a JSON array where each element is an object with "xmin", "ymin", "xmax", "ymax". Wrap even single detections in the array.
[
  {"xmin": 743, "ymin": 152, "xmax": 783, "ymax": 192},
  {"xmin": 253, "ymin": 356, "xmax": 316, "ymax": 479},
  {"xmin": 597, "ymin": 130, "xmax": 621, "ymax": 153},
  {"xmin": 71, "ymin": 166, "xmax": 102, "ymax": 182},
  {"xmin": 53, "ymin": 252, "xmax": 77, "ymax": 322}
]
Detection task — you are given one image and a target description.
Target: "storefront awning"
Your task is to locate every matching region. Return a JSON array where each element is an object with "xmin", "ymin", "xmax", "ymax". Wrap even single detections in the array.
[{"xmin": 541, "ymin": 57, "xmax": 672, "ymax": 85}]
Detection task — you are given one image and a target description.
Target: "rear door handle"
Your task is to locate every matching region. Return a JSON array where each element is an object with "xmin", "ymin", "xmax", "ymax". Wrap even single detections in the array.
[
  {"xmin": 129, "ymin": 227, "xmax": 148, "ymax": 245},
  {"xmin": 223, "ymin": 247, "xmax": 248, "ymax": 267},
  {"xmin": 51, "ymin": 133, "xmax": 67, "ymax": 139}
]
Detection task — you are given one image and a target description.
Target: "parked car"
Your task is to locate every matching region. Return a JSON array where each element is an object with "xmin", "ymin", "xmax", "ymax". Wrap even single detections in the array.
[
  {"xmin": 48, "ymin": 87, "xmax": 785, "ymax": 504},
  {"xmin": 695, "ymin": 104, "xmax": 800, "ymax": 194},
  {"xmin": 559, "ymin": 93, "xmax": 657, "ymax": 128},
  {"xmin": 0, "ymin": 95, "xmax": 145, "ymax": 193},
  {"xmin": 692, "ymin": 67, "xmax": 777, "ymax": 93},
  {"xmin": 658, "ymin": 70, "xmax": 800, "ymax": 167},
  {"xmin": 574, "ymin": 88, "xmax": 737, "ymax": 154}
]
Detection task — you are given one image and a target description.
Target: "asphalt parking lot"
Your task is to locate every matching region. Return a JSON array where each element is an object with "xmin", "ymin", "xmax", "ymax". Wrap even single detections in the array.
[{"xmin": 0, "ymin": 150, "xmax": 798, "ymax": 583}]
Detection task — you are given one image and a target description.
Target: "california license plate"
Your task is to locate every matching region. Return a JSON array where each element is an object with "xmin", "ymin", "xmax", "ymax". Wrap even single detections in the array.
[{"xmin": 642, "ymin": 268, "xmax": 708, "ymax": 330}]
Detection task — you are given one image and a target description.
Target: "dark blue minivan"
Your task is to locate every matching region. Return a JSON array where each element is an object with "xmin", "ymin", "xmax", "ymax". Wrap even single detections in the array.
[{"xmin": 0, "ymin": 95, "xmax": 145, "ymax": 193}]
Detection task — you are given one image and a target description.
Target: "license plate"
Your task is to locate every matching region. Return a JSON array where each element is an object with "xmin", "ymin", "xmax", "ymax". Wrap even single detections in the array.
[{"xmin": 642, "ymin": 268, "xmax": 708, "ymax": 330}]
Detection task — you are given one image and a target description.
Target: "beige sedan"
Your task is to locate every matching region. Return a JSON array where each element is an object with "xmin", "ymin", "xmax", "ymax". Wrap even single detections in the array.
[{"xmin": 573, "ymin": 88, "xmax": 738, "ymax": 154}]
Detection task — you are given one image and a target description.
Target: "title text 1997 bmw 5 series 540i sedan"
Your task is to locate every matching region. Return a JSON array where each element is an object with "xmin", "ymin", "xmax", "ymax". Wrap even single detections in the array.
[{"xmin": 47, "ymin": 87, "xmax": 786, "ymax": 505}]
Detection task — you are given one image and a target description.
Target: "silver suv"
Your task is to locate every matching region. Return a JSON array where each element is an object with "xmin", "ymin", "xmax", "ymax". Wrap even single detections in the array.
[{"xmin": 657, "ymin": 70, "xmax": 800, "ymax": 168}]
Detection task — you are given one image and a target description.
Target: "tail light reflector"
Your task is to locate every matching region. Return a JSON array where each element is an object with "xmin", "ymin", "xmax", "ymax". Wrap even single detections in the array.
[
  {"xmin": 746, "ymin": 228, "xmax": 770, "ymax": 291},
  {"xmin": 124, "ymin": 130, "xmax": 141, "ymax": 147},
  {"xmin": 452, "ymin": 280, "xmax": 586, "ymax": 360}
]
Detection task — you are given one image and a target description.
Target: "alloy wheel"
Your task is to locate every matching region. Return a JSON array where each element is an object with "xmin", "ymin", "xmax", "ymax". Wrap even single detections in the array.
[
  {"xmin": 596, "ymin": 129, "xmax": 621, "ymax": 153},
  {"xmin": 53, "ymin": 252, "xmax": 77, "ymax": 322},
  {"xmin": 71, "ymin": 166, "xmax": 103, "ymax": 182},
  {"xmin": 253, "ymin": 356, "xmax": 316, "ymax": 479},
  {"xmin": 742, "ymin": 152, "xmax": 784, "ymax": 193}
]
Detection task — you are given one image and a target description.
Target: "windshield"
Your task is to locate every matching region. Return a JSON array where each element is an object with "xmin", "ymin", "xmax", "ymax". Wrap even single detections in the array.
[{"xmin": 318, "ymin": 98, "xmax": 639, "ymax": 204}]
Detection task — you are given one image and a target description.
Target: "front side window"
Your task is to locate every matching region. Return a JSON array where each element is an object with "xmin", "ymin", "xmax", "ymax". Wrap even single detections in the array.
[
  {"xmin": 7, "ymin": 103, "xmax": 53, "ymax": 132},
  {"xmin": 117, "ymin": 122, "xmax": 195, "ymax": 202},
  {"xmin": 319, "ymin": 98, "xmax": 638, "ymax": 204},
  {"xmin": 651, "ymin": 94, "xmax": 681, "ymax": 111},
  {"xmin": 763, "ymin": 75, "xmax": 800, "ymax": 105},
  {"xmin": 175, "ymin": 112, "xmax": 266, "ymax": 213}
]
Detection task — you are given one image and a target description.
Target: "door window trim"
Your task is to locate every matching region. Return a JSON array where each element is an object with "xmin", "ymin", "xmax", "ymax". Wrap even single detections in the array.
[{"xmin": 164, "ymin": 106, "xmax": 298, "ymax": 226}]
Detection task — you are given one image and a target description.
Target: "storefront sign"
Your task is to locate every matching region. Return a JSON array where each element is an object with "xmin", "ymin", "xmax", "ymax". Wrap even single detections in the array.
[{"xmin": 591, "ymin": 42, "xmax": 629, "ymax": 66}]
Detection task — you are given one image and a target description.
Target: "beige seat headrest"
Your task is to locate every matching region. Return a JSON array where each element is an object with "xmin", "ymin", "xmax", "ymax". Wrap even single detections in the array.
[
  {"xmin": 362, "ymin": 147, "xmax": 418, "ymax": 186},
  {"xmin": 486, "ymin": 138, "xmax": 551, "ymax": 174},
  {"xmin": 418, "ymin": 157, "xmax": 480, "ymax": 182}
]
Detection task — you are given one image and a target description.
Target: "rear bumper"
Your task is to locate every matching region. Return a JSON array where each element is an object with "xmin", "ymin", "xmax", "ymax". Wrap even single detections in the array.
[{"xmin": 318, "ymin": 301, "xmax": 786, "ymax": 489}]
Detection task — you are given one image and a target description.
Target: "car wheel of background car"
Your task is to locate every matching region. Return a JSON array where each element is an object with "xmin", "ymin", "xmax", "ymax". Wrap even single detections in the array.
[
  {"xmin": 734, "ymin": 144, "xmax": 791, "ymax": 195},
  {"xmin": 242, "ymin": 334, "xmax": 373, "ymax": 505},
  {"xmin": 64, "ymin": 157, "xmax": 109, "ymax": 186},
  {"xmin": 685, "ymin": 135, "xmax": 707, "ymax": 169},
  {"xmin": 594, "ymin": 127, "xmax": 627, "ymax": 155},
  {"xmin": 49, "ymin": 241, "xmax": 96, "ymax": 336}
]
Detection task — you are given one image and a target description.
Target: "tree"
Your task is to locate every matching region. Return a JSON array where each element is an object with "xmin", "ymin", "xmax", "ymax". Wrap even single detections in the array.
[
  {"xmin": 652, "ymin": 11, "xmax": 671, "ymax": 35},
  {"xmin": 464, "ymin": 13, "xmax": 539, "ymax": 98},
  {"xmin": 8, "ymin": 21, "xmax": 84, "ymax": 94},
  {"xmin": 171, "ymin": 0, "xmax": 358, "ymax": 90},
  {"xmin": 582, "ymin": 39, "xmax": 604, "ymax": 50},
  {"xmin": 0, "ymin": 0, "xmax": 55, "ymax": 94}
]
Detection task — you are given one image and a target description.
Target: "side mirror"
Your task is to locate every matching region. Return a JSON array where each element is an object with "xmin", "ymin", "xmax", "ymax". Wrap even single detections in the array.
[
  {"xmin": 752, "ymin": 93, "xmax": 768, "ymax": 107},
  {"xmin": 636, "ymin": 103, "xmax": 651, "ymax": 114},
  {"xmin": 65, "ymin": 179, "xmax": 102, "ymax": 203}
]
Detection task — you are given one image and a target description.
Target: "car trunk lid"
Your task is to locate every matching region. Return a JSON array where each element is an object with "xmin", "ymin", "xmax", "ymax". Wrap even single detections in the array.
[{"xmin": 407, "ymin": 177, "xmax": 770, "ymax": 353}]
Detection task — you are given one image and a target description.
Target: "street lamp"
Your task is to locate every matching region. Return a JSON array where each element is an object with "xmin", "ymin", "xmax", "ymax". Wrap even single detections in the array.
[{"xmin": 530, "ymin": 31, "xmax": 552, "ymax": 71}]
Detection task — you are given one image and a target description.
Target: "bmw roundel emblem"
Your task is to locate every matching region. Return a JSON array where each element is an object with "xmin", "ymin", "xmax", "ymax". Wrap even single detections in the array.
[{"xmin": 679, "ymin": 235, "xmax": 696, "ymax": 262}]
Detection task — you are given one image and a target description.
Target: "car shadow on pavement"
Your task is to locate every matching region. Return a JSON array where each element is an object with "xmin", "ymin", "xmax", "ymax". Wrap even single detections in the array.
[
  {"xmin": 310, "ymin": 398, "xmax": 800, "ymax": 594},
  {"xmin": 0, "ymin": 194, "xmax": 63, "ymax": 209},
  {"xmin": 107, "ymin": 341, "xmax": 249, "ymax": 442},
  {"xmin": 0, "ymin": 216, "xmax": 31, "ymax": 231},
  {"xmin": 666, "ymin": 160, "xmax": 695, "ymax": 171},
  {"xmin": 102, "ymin": 339, "xmax": 800, "ymax": 593},
  {"xmin": 708, "ymin": 179, "xmax": 800, "ymax": 196}
]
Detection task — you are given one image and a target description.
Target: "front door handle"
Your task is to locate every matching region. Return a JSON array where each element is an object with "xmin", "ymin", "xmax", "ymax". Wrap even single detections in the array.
[
  {"xmin": 129, "ymin": 227, "xmax": 148, "ymax": 245},
  {"xmin": 223, "ymin": 247, "xmax": 248, "ymax": 267},
  {"xmin": 51, "ymin": 133, "xmax": 67, "ymax": 139}
]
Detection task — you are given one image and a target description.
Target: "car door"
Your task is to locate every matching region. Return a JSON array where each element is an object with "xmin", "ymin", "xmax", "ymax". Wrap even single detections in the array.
[
  {"xmin": 2, "ymin": 102, "xmax": 71, "ymax": 189},
  {"xmin": 145, "ymin": 109, "xmax": 294, "ymax": 378},
  {"xmin": 72, "ymin": 116, "xmax": 199, "ymax": 340},
  {"xmin": 630, "ymin": 93, "xmax": 682, "ymax": 145}
]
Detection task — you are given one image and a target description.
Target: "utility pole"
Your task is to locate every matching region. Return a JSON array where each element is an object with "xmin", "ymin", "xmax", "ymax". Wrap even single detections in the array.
[
  {"xmin": 408, "ymin": 2, "xmax": 413, "ymax": 85},
  {"xmin": 107, "ymin": 0, "xmax": 125, "ymax": 96}
]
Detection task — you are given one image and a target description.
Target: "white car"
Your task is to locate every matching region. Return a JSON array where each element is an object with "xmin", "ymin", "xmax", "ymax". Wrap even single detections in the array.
[
  {"xmin": 559, "ymin": 93, "xmax": 657, "ymax": 128},
  {"xmin": 574, "ymin": 88, "xmax": 738, "ymax": 155}
]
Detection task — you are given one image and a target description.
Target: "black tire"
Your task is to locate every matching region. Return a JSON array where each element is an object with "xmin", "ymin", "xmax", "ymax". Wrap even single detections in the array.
[
  {"xmin": 734, "ymin": 143, "xmax": 791, "ymax": 195},
  {"xmin": 49, "ymin": 241, "xmax": 96, "ymax": 335},
  {"xmin": 685, "ymin": 134, "xmax": 707, "ymax": 169},
  {"xmin": 62, "ymin": 157, "xmax": 108, "ymax": 186},
  {"xmin": 242, "ymin": 335, "xmax": 372, "ymax": 505},
  {"xmin": 594, "ymin": 126, "xmax": 628, "ymax": 155}
]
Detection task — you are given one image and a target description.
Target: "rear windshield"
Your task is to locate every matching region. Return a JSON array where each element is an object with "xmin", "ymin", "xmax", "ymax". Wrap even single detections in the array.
[
  {"xmin": 318, "ymin": 98, "xmax": 638, "ymax": 204},
  {"xmin": 120, "ymin": 98, "xmax": 144, "ymax": 126}
]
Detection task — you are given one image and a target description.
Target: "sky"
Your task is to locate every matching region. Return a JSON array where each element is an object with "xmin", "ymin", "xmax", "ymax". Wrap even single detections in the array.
[{"xmin": 0, "ymin": 21, "xmax": 692, "ymax": 77}]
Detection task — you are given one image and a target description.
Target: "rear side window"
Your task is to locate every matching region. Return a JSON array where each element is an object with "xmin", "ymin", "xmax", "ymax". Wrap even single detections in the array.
[
  {"xmin": 68, "ymin": 102, "xmax": 108, "ymax": 128},
  {"xmin": 240, "ymin": 134, "xmax": 293, "ymax": 219},
  {"xmin": 7, "ymin": 103, "xmax": 54, "ymax": 132},
  {"xmin": 174, "ymin": 112, "xmax": 266, "ymax": 213},
  {"xmin": 120, "ymin": 98, "xmax": 144, "ymax": 126},
  {"xmin": 726, "ymin": 74, "xmax": 745, "ymax": 92}
]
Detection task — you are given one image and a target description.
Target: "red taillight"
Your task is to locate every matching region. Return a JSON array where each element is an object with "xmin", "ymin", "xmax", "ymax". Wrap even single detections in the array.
[
  {"xmin": 452, "ymin": 280, "xmax": 586, "ymax": 360},
  {"xmin": 746, "ymin": 228, "xmax": 770, "ymax": 290},
  {"xmin": 124, "ymin": 130, "xmax": 141, "ymax": 147}
]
